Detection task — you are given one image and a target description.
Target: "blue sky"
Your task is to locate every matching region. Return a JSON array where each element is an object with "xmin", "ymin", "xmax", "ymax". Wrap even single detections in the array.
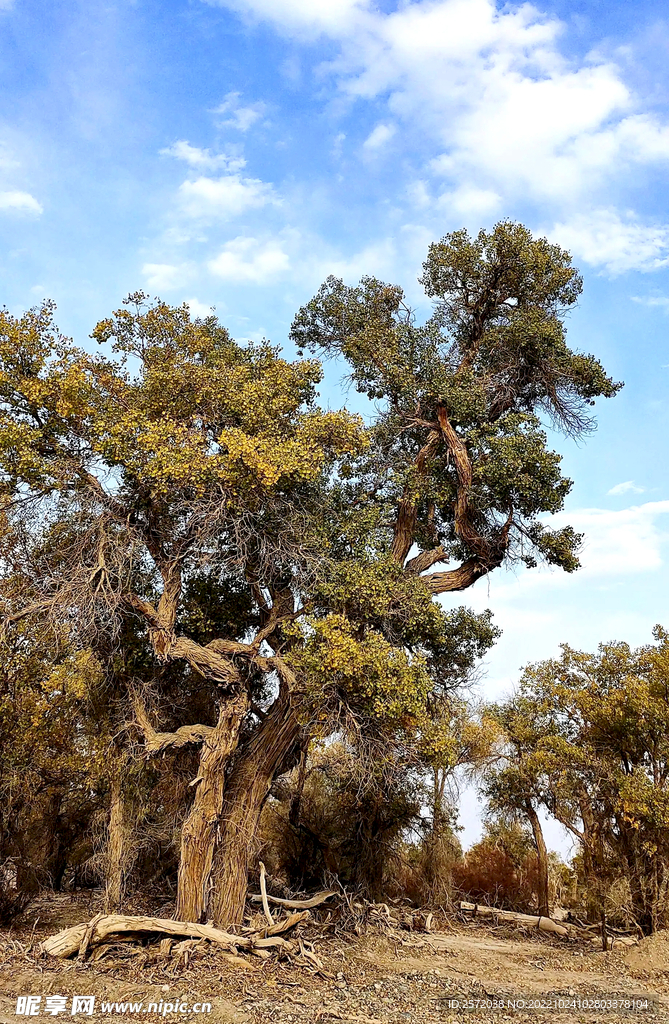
[{"xmin": 3, "ymin": 0, "xmax": 669, "ymax": 848}]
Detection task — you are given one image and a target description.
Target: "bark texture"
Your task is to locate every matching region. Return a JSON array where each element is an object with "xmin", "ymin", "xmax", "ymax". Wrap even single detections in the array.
[
  {"xmin": 524, "ymin": 798, "xmax": 550, "ymax": 918},
  {"xmin": 394, "ymin": 404, "xmax": 512, "ymax": 593},
  {"xmin": 105, "ymin": 772, "xmax": 130, "ymax": 913},
  {"xmin": 175, "ymin": 691, "xmax": 250, "ymax": 922},
  {"xmin": 210, "ymin": 694, "xmax": 301, "ymax": 927}
]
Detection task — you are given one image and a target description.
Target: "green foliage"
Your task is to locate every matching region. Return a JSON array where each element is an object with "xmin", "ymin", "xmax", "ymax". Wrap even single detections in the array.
[
  {"xmin": 0, "ymin": 296, "xmax": 366, "ymax": 504},
  {"xmin": 420, "ymin": 221, "xmax": 617, "ymax": 420},
  {"xmin": 0, "ymin": 223, "xmax": 620, "ymax": 916},
  {"xmin": 291, "ymin": 221, "xmax": 620, "ymax": 577},
  {"xmin": 485, "ymin": 628, "xmax": 669, "ymax": 933},
  {"xmin": 289, "ymin": 612, "xmax": 432, "ymax": 725}
]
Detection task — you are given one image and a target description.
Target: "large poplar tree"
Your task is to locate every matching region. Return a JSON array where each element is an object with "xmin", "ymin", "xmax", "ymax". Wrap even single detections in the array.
[{"xmin": 0, "ymin": 221, "xmax": 620, "ymax": 925}]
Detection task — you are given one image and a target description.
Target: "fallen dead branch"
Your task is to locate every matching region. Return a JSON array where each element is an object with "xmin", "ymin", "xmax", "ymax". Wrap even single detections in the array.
[
  {"xmin": 458, "ymin": 901, "xmax": 639, "ymax": 947},
  {"xmin": 41, "ymin": 911, "xmax": 308, "ymax": 961},
  {"xmin": 258, "ymin": 861, "xmax": 274, "ymax": 926},
  {"xmin": 266, "ymin": 911, "xmax": 310, "ymax": 936},
  {"xmin": 250, "ymin": 890, "xmax": 337, "ymax": 910},
  {"xmin": 459, "ymin": 901, "xmax": 569, "ymax": 936}
]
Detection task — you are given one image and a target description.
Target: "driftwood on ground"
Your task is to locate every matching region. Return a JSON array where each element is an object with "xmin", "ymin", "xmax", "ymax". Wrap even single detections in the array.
[
  {"xmin": 250, "ymin": 889, "xmax": 337, "ymax": 909},
  {"xmin": 458, "ymin": 901, "xmax": 638, "ymax": 947},
  {"xmin": 459, "ymin": 901, "xmax": 569, "ymax": 936},
  {"xmin": 39, "ymin": 890, "xmax": 435, "ymax": 969},
  {"xmin": 41, "ymin": 911, "xmax": 309, "ymax": 961}
]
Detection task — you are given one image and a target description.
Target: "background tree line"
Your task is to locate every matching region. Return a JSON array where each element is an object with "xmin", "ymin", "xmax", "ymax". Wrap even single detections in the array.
[{"xmin": 2, "ymin": 221, "xmax": 657, "ymax": 935}]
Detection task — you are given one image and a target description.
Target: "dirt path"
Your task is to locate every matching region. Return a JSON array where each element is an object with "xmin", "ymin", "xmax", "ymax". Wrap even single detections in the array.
[{"xmin": 2, "ymin": 920, "xmax": 668, "ymax": 1023}]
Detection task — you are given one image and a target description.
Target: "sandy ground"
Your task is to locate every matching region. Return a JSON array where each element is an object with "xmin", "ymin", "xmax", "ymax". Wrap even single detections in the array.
[{"xmin": 1, "ymin": 895, "xmax": 668, "ymax": 1024}]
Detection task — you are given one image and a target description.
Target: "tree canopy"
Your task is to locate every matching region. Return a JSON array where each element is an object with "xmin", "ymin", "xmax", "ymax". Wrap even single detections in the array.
[
  {"xmin": 483, "ymin": 628, "xmax": 669, "ymax": 933},
  {"xmin": 290, "ymin": 220, "xmax": 620, "ymax": 589},
  {"xmin": 0, "ymin": 221, "xmax": 621, "ymax": 926}
]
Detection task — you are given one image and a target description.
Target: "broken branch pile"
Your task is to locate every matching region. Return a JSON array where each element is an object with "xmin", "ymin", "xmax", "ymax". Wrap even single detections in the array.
[
  {"xmin": 458, "ymin": 901, "xmax": 639, "ymax": 947},
  {"xmin": 41, "ymin": 885, "xmax": 337, "ymax": 964},
  {"xmin": 40, "ymin": 886, "xmax": 439, "ymax": 967},
  {"xmin": 41, "ymin": 910, "xmax": 310, "ymax": 960}
]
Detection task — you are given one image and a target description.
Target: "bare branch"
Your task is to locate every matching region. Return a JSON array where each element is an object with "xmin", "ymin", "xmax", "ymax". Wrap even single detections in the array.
[
  {"xmin": 405, "ymin": 545, "xmax": 446, "ymax": 575},
  {"xmin": 133, "ymin": 693, "xmax": 215, "ymax": 754}
]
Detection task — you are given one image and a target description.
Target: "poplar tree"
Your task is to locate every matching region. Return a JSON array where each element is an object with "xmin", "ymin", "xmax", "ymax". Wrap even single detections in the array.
[{"xmin": 0, "ymin": 222, "xmax": 619, "ymax": 924}]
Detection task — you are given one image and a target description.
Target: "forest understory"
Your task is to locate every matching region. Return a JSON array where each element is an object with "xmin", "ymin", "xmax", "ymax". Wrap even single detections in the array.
[{"xmin": 1, "ymin": 891, "xmax": 668, "ymax": 1024}]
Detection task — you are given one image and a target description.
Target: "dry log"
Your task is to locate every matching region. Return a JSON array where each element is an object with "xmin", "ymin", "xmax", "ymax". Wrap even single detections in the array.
[
  {"xmin": 459, "ymin": 901, "xmax": 569, "ymax": 937},
  {"xmin": 42, "ymin": 908, "xmax": 311, "ymax": 962},
  {"xmin": 220, "ymin": 952, "xmax": 258, "ymax": 969},
  {"xmin": 42, "ymin": 915, "xmax": 253, "ymax": 960},
  {"xmin": 251, "ymin": 935, "xmax": 293, "ymax": 950},
  {"xmin": 250, "ymin": 890, "xmax": 336, "ymax": 910},
  {"xmin": 258, "ymin": 861, "xmax": 274, "ymax": 927},
  {"xmin": 78, "ymin": 912, "xmax": 104, "ymax": 961},
  {"xmin": 266, "ymin": 911, "xmax": 309, "ymax": 936},
  {"xmin": 590, "ymin": 934, "xmax": 638, "ymax": 950}
]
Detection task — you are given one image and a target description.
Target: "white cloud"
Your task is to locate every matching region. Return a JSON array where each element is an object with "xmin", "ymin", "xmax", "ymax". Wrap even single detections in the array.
[
  {"xmin": 406, "ymin": 180, "xmax": 431, "ymax": 210},
  {"xmin": 362, "ymin": 122, "xmax": 395, "ymax": 152},
  {"xmin": 544, "ymin": 500, "xmax": 669, "ymax": 579},
  {"xmin": 178, "ymin": 174, "xmax": 276, "ymax": 219},
  {"xmin": 161, "ymin": 140, "xmax": 246, "ymax": 173},
  {"xmin": 443, "ymin": 500, "xmax": 669, "ymax": 704},
  {"xmin": 211, "ymin": 0, "xmax": 368, "ymax": 35},
  {"xmin": 607, "ymin": 480, "xmax": 645, "ymax": 496},
  {"xmin": 0, "ymin": 144, "xmax": 19, "ymax": 170},
  {"xmin": 208, "ymin": 236, "xmax": 290, "ymax": 283},
  {"xmin": 332, "ymin": 131, "xmax": 346, "ymax": 158},
  {"xmin": 312, "ymin": 238, "xmax": 397, "ymax": 284},
  {"xmin": 213, "ymin": 0, "xmax": 669, "ymax": 228},
  {"xmin": 551, "ymin": 209, "xmax": 669, "ymax": 274},
  {"xmin": 448, "ymin": 500, "xmax": 669, "ymax": 622},
  {"xmin": 212, "ymin": 92, "xmax": 266, "ymax": 132},
  {"xmin": 142, "ymin": 263, "xmax": 190, "ymax": 290},
  {"xmin": 0, "ymin": 190, "xmax": 42, "ymax": 214},
  {"xmin": 437, "ymin": 184, "xmax": 501, "ymax": 218},
  {"xmin": 185, "ymin": 297, "xmax": 218, "ymax": 318},
  {"xmin": 631, "ymin": 294, "xmax": 669, "ymax": 311}
]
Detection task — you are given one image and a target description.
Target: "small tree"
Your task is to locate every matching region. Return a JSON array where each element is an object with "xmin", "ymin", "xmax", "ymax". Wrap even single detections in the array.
[
  {"xmin": 482, "ymin": 696, "xmax": 554, "ymax": 916},
  {"xmin": 485, "ymin": 630, "xmax": 669, "ymax": 933}
]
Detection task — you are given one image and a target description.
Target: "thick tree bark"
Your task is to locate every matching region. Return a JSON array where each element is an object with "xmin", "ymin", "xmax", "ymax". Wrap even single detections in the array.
[
  {"xmin": 209, "ymin": 695, "xmax": 301, "ymax": 927},
  {"xmin": 105, "ymin": 772, "xmax": 130, "ymax": 913},
  {"xmin": 175, "ymin": 691, "xmax": 250, "ymax": 923},
  {"xmin": 390, "ymin": 429, "xmax": 441, "ymax": 565},
  {"xmin": 524, "ymin": 799, "xmax": 550, "ymax": 918},
  {"xmin": 397, "ymin": 405, "xmax": 512, "ymax": 593},
  {"xmin": 578, "ymin": 795, "xmax": 604, "ymax": 924}
]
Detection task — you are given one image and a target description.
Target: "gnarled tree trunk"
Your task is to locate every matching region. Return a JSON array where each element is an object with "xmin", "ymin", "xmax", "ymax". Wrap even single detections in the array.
[
  {"xmin": 524, "ymin": 799, "xmax": 550, "ymax": 918},
  {"xmin": 209, "ymin": 695, "xmax": 301, "ymax": 927},
  {"xmin": 105, "ymin": 770, "xmax": 130, "ymax": 913},
  {"xmin": 176, "ymin": 691, "xmax": 249, "ymax": 923}
]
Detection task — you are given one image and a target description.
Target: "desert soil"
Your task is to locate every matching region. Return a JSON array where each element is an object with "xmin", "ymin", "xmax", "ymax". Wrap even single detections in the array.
[{"xmin": 1, "ymin": 895, "xmax": 668, "ymax": 1024}]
